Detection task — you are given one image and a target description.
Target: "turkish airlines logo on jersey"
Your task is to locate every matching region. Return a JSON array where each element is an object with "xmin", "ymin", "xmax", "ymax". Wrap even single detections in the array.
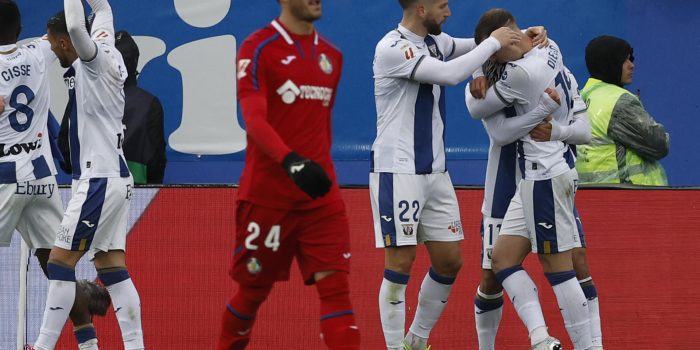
[{"xmin": 276, "ymin": 79, "xmax": 333, "ymax": 106}]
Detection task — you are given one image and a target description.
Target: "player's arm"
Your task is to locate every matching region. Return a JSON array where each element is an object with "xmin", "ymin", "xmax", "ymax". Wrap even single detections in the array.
[
  {"xmin": 533, "ymin": 93, "xmax": 592, "ymax": 144},
  {"xmin": 85, "ymin": 0, "xmax": 116, "ymax": 44},
  {"xmin": 482, "ymin": 89, "xmax": 561, "ymax": 146},
  {"xmin": 466, "ymin": 64, "xmax": 531, "ymax": 119},
  {"xmin": 0, "ymin": 96, "xmax": 5, "ymax": 114},
  {"xmin": 237, "ymin": 39, "xmax": 330, "ymax": 199},
  {"xmin": 608, "ymin": 93, "xmax": 669, "ymax": 161},
  {"xmin": 412, "ymin": 27, "xmax": 520, "ymax": 86},
  {"xmin": 64, "ymin": 0, "xmax": 97, "ymax": 61},
  {"xmin": 448, "ymin": 26, "xmax": 548, "ymax": 60}
]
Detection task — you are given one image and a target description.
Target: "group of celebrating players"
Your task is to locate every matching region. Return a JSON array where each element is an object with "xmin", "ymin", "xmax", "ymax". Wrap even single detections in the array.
[{"xmin": 1, "ymin": 0, "xmax": 604, "ymax": 349}]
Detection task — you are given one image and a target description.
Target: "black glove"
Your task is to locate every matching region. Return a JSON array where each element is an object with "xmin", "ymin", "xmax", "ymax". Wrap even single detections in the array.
[{"xmin": 282, "ymin": 152, "xmax": 332, "ymax": 199}]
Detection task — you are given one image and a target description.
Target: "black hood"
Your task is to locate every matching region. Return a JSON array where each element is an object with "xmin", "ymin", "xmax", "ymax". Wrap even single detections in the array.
[
  {"xmin": 115, "ymin": 30, "xmax": 140, "ymax": 86},
  {"xmin": 585, "ymin": 35, "xmax": 634, "ymax": 87}
]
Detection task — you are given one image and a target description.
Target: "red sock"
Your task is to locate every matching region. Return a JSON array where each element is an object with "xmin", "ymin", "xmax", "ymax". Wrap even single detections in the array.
[
  {"xmin": 217, "ymin": 285, "xmax": 271, "ymax": 350},
  {"xmin": 316, "ymin": 272, "xmax": 361, "ymax": 350}
]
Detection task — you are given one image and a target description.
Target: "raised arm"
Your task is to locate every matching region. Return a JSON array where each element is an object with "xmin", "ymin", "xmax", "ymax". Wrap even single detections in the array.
[
  {"xmin": 64, "ymin": 0, "xmax": 96, "ymax": 61},
  {"xmin": 85, "ymin": 0, "xmax": 115, "ymax": 44},
  {"xmin": 412, "ymin": 27, "xmax": 520, "ymax": 86}
]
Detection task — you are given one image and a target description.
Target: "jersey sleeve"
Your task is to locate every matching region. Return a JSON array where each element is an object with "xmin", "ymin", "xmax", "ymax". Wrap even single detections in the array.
[
  {"xmin": 493, "ymin": 63, "xmax": 532, "ymax": 107},
  {"xmin": 86, "ymin": 0, "xmax": 116, "ymax": 46},
  {"xmin": 237, "ymin": 35, "xmax": 268, "ymax": 100},
  {"xmin": 236, "ymin": 34, "xmax": 291, "ymax": 163},
  {"xmin": 373, "ymin": 38, "xmax": 425, "ymax": 80}
]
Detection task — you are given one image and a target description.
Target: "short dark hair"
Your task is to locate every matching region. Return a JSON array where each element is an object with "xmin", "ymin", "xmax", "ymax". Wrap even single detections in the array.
[
  {"xmin": 46, "ymin": 10, "xmax": 91, "ymax": 37},
  {"xmin": 47, "ymin": 11, "xmax": 69, "ymax": 37},
  {"xmin": 474, "ymin": 8, "xmax": 516, "ymax": 45},
  {"xmin": 398, "ymin": 0, "xmax": 420, "ymax": 10},
  {"xmin": 0, "ymin": 0, "xmax": 21, "ymax": 44}
]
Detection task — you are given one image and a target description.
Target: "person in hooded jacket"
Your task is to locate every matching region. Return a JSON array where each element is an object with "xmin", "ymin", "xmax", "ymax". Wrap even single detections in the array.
[{"xmin": 576, "ymin": 35, "xmax": 669, "ymax": 186}]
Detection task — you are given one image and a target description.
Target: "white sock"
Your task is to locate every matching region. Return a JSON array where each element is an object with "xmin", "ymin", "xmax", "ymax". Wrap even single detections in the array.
[
  {"xmin": 35, "ymin": 279, "xmax": 76, "ymax": 350},
  {"xmin": 496, "ymin": 266, "xmax": 548, "ymax": 346},
  {"xmin": 579, "ymin": 277, "xmax": 603, "ymax": 347},
  {"xmin": 105, "ymin": 277, "xmax": 144, "ymax": 350},
  {"xmin": 379, "ymin": 269, "xmax": 409, "ymax": 348},
  {"xmin": 474, "ymin": 288, "xmax": 504, "ymax": 350},
  {"xmin": 78, "ymin": 338, "xmax": 99, "ymax": 350},
  {"xmin": 408, "ymin": 268, "xmax": 455, "ymax": 341},
  {"xmin": 547, "ymin": 271, "xmax": 592, "ymax": 350}
]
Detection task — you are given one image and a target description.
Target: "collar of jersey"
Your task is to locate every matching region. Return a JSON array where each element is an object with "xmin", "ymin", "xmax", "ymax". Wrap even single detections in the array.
[
  {"xmin": 397, "ymin": 24, "xmax": 426, "ymax": 44},
  {"xmin": 0, "ymin": 44, "xmax": 17, "ymax": 54},
  {"xmin": 271, "ymin": 19, "xmax": 318, "ymax": 46}
]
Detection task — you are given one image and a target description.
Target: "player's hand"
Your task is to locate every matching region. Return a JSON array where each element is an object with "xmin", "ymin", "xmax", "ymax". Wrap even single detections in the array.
[
  {"xmin": 0, "ymin": 96, "xmax": 5, "ymax": 114},
  {"xmin": 544, "ymin": 87, "xmax": 560, "ymax": 106},
  {"xmin": 525, "ymin": 26, "xmax": 549, "ymax": 48},
  {"xmin": 529, "ymin": 121, "xmax": 553, "ymax": 141},
  {"xmin": 490, "ymin": 27, "xmax": 521, "ymax": 48},
  {"xmin": 469, "ymin": 76, "xmax": 489, "ymax": 99},
  {"xmin": 282, "ymin": 151, "xmax": 332, "ymax": 199}
]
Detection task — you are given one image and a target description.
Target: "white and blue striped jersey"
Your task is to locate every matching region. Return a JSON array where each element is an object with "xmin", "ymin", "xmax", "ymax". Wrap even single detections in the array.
[
  {"xmin": 371, "ymin": 25, "xmax": 458, "ymax": 174},
  {"xmin": 481, "ymin": 109, "xmax": 520, "ymax": 218},
  {"xmin": 493, "ymin": 40, "xmax": 586, "ymax": 180},
  {"xmin": 65, "ymin": 30, "xmax": 130, "ymax": 180},
  {"xmin": 0, "ymin": 38, "xmax": 57, "ymax": 183}
]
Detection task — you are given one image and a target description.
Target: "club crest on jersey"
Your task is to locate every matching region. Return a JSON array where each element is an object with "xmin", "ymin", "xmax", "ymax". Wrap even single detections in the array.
[
  {"xmin": 402, "ymin": 224, "xmax": 414, "ymax": 236},
  {"xmin": 276, "ymin": 79, "xmax": 333, "ymax": 106},
  {"xmin": 448, "ymin": 220, "xmax": 462, "ymax": 234},
  {"xmin": 318, "ymin": 53, "xmax": 333, "ymax": 74},
  {"xmin": 246, "ymin": 257, "xmax": 262, "ymax": 275}
]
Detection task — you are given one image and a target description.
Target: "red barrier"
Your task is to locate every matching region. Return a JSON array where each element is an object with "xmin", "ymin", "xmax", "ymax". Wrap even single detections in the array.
[{"xmin": 55, "ymin": 188, "xmax": 700, "ymax": 349}]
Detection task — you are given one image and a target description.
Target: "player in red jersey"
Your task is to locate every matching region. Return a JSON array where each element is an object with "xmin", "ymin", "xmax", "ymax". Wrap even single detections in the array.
[{"xmin": 217, "ymin": 0, "xmax": 361, "ymax": 349}]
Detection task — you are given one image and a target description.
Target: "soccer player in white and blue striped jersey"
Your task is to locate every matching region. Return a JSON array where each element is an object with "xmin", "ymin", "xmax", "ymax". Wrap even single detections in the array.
[
  {"xmin": 34, "ymin": 0, "xmax": 143, "ymax": 349},
  {"xmin": 370, "ymin": 1, "xmax": 552, "ymax": 349},
  {"xmin": 467, "ymin": 9, "xmax": 594, "ymax": 350}
]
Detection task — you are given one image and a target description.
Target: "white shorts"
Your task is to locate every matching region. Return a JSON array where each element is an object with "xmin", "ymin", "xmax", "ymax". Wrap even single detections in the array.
[
  {"xmin": 500, "ymin": 168, "xmax": 582, "ymax": 254},
  {"xmin": 480, "ymin": 216, "xmax": 503, "ymax": 269},
  {"xmin": 370, "ymin": 172, "xmax": 463, "ymax": 248},
  {"xmin": 0, "ymin": 176, "xmax": 62, "ymax": 249},
  {"xmin": 55, "ymin": 176, "xmax": 133, "ymax": 260}
]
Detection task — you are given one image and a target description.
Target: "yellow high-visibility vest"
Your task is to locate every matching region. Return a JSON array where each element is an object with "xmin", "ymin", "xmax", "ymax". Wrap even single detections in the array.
[{"xmin": 576, "ymin": 78, "xmax": 667, "ymax": 186}]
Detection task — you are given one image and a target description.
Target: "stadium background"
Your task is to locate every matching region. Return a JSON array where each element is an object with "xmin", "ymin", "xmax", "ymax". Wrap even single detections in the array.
[
  {"xmin": 3, "ymin": 0, "xmax": 700, "ymax": 349},
  {"xmin": 16, "ymin": 0, "xmax": 700, "ymax": 186}
]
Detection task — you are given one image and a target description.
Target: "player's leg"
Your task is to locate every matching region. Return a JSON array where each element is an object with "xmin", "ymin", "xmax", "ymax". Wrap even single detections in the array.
[
  {"xmin": 218, "ymin": 201, "xmax": 296, "ymax": 349},
  {"xmin": 491, "ymin": 184, "xmax": 556, "ymax": 349},
  {"xmin": 296, "ymin": 202, "xmax": 360, "ymax": 349},
  {"xmin": 533, "ymin": 171, "xmax": 591, "ymax": 350},
  {"xmin": 370, "ymin": 173, "xmax": 418, "ymax": 350},
  {"xmin": 573, "ymin": 206, "xmax": 603, "ymax": 349},
  {"xmin": 405, "ymin": 172, "xmax": 463, "ymax": 350},
  {"xmin": 89, "ymin": 176, "xmax": 144, "ymax": 350},
  {"xmin": 20, "ymin": 177, "xmax": 109, "ymax": 348},
  {"xmin": 475, "ymin": 217, "xmax": 505, "ymax": 350},
  {"xmin": 93, "ymin": 250, "xmax": 143, "ymax": 350},
  {"xmin": 34, "ymin": 177, "xmax": 101, "ymax": 350}
]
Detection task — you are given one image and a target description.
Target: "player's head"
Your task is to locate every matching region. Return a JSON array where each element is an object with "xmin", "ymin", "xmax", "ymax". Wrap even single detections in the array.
[
  {"xmin": 46, "ymin": 11, "xmax": 77, "ymax": 68},
  {"xmin": 0, "ymin": 0, "xmax": 21, "ymax": 45},
  {"xmin": 400, "ymin": 0, "xmax": 451, "ymax": 35},
  {"xmin": 474, "ymin": 8, "xmax": 525, "ymax": 64},
  {"xmin": 279, "ymin": 0, "xmax": 322, "ymax": 23},
  {"xmin": 115, "ymin": 30, "xmax": 139, "ymax": 86},
  {"xmin": 586, "ymin": 35, "xmax": 635, "ymax": 87}
]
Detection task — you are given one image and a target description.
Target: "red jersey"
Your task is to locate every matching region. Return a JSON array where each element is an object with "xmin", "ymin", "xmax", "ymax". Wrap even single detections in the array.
[{"xmin": 236, "ymin": 19, "xmax": 343, "ymax": 209}]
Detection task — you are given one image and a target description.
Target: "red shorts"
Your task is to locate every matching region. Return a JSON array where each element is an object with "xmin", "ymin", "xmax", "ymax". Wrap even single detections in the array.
[{"xmin": 229, "ymin": 200, "xmax": 351, "ymax": 286}]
